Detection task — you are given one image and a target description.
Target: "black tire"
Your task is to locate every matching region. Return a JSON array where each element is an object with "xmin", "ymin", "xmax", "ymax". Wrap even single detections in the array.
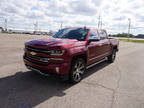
[
  {"xmin": 108, "ymin": 49, "xmax": 116, "ymax": 63},
  {"xmin": 69, "ymin": 58, "xmax": 86, "ymax": 83}
]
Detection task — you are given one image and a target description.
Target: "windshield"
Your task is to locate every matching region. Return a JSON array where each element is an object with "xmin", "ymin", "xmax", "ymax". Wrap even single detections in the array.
[{"xmin": 53, "ymin": 28, "xmax": 89, "ymax": 41}]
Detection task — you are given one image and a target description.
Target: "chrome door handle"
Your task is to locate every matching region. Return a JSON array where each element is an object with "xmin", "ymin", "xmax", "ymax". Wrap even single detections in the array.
[{"xmin": 99, "ymin": 43, "xmax": 102, "ymax": 46}]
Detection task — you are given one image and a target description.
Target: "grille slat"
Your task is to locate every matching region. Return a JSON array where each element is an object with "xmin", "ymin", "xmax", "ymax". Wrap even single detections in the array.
[
  {"xmin": 27, "ymin": 46, "xmax": 51, "ymax": 54},
  {"xmin": 26, "ymin": 53, "xmax": 49, "ymax": 63}
]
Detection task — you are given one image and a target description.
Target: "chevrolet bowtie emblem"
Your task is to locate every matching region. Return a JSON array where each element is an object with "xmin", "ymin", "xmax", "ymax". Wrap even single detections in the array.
[{"xmin": 30, "ymin": 52, "xmax": 36, "ymax": 56}]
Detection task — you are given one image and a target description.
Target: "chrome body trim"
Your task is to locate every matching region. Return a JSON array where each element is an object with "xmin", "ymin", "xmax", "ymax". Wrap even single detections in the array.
[
  {"xmin": 89, "ymin": 52, "xmax": 110, "ymax": 61},
  {"xmin": 27, "ymin": 66, "xmax": 50, "ymax": 76},
  {"xmin": 86, "ymin": 58, "xmax": 107, "ymax": 69}
]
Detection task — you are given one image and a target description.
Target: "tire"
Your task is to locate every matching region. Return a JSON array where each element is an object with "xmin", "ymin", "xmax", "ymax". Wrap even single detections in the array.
[
  {"xmin": 69, "ymin": 58, "xmax": 86, "ymax": 83},
  {"xmin": 108, "ymin": 49, "xmax": 116, "ymax": 63}
]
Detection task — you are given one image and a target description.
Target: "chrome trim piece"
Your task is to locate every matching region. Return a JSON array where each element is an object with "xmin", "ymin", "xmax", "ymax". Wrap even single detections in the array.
[
  {"xmin": 27, "ymin": 46, "xmax": 51, "ymax": 53},
  {"xmin": 86, "ymin": 58, "xmax": 107, "ymax": 69},
  {"xmin": 50, "ymin": 53, "xmax": 63, "ymax": 56},
  {"xmin": 27, "ymin": 53, "xmax": 64, "ymax": 62},
  {"xmin": 89, "ymin": 52, "xmax": 110, "ymax": 61},
  {"xmin": 27, "ymin": 54, "xmax": 50, "ymax": 63},
  {"xmin": 50, "ymin": 50, "xmax": 65, "ymax": 56},
  {"xmin": 27, "ymin": 66, "xmax": 50, "ymax": 76},
  {"xmin": 50, "ymin": 58, "xmax": 64, "ymax": 61}
]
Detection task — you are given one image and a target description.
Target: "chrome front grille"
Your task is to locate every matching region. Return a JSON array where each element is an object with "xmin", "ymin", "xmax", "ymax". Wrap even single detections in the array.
[
  {"xmin": 26, "ymin": 53, "xmax": 50, "ymax": 63},
  {"xmin": 26, "ymin": 46, "xmax": 51, "ymax": 54}
]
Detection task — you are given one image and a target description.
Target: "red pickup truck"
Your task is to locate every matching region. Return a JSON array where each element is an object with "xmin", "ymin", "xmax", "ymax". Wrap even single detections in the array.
[{"xmin": 24, "ymin": 27, "xmax": 119, "ymax": 83}]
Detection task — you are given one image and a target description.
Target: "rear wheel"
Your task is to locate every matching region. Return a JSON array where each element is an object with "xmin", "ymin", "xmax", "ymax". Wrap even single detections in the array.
[
  {"xmin": 108, "ymin": 49, "xmax": 116, "ymax": 63},
  {"xmin": 69, "ymin": 58, "xmax": 86, "ymax": 83}
]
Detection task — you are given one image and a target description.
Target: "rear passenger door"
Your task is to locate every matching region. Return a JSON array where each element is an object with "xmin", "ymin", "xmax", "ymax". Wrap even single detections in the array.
[{"xmin": 98, "ymin": 30, "xmax": 112, "ymax": 57}]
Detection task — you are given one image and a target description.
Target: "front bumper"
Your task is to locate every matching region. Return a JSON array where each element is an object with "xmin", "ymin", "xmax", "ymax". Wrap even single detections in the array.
[{"xmin": 24, "ymin": 58, "xmax": 71, "ymax": 76}]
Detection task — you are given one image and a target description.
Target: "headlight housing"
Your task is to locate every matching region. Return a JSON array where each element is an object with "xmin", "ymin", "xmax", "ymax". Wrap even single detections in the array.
[
  {"xmin": 24, "ymin": 43, "xmax": 28, "ymax": 50},
  {"xmin": 50, "ymin": 50, "xmax": 65, "ymax": 56}
]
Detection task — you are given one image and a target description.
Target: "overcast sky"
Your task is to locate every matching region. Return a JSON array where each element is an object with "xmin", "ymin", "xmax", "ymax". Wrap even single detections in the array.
[{"xmin": 0, "ymin": 0, "xmax": 144, "ymax": 34}]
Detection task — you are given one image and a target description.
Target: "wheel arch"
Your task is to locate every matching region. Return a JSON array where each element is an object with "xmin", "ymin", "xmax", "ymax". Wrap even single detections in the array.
[
  {"xmin": 71, "ymin": 53, "xmax": 87, "ymax": 64},
  {"xmin": 113, "ymin": 45, "xmax": 118, "ymax": 51}
]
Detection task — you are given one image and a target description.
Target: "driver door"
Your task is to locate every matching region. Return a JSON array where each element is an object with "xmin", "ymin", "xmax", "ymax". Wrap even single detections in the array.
[{"xmin": 87, "ymin": 29, "xmax": 102, "ymax": 65}]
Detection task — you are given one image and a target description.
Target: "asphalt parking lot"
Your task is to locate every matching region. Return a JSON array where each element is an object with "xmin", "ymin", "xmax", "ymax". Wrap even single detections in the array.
[{"xmin": 0, "ymin": 33, "xmax": 144, "ymax": 108}]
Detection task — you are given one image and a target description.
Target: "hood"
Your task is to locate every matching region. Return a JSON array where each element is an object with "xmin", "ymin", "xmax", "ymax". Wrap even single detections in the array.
[{"xmin": 26, "ymin": 38, "xmax": 85, "ymax": 49}]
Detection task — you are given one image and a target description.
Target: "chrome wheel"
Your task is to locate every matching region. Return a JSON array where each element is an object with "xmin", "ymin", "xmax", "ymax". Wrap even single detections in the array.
[
  {"xmin": 112, "ymin": 50, "xmax": 116, "ymax": 60},
  {"xmin": 72, "ymin": 61, "xmax": 85, "ymax": 82},
  {"xmin": 108, "ymin": 49, "xmax": 117, "ymax": 63},
  {"xmin": 69, "ymin": 58, "xmax": 86, "ymax": 83}
]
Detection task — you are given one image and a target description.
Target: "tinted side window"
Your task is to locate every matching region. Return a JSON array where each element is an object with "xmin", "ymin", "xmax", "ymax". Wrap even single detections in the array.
[
  {"xmin": 89, "ymin": 29, "xmax": 99, "ymax": 40},
  {"xmin": 99, "ymin": 30, "xmax": 107, "ymax": 40}
]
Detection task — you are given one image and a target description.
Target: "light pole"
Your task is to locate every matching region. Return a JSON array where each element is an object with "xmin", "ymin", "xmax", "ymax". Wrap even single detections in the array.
[
  {"xmin": 34, "ymin": 21, "xmax": 38, "ymax": 34},
  {"xmin": 128, "ymin": 18, "xmax": 131, "ymax": 41},
  {"xmin": 98, "ymin": 13, "xmax": 101, "ymax": 28},
  {"xmin": 5, "ymin": 19, "xmax": 7, "ymax": 32},
  {"xmin": 60, "ymin": 21, "xmax": 63, "ymax": 30}
]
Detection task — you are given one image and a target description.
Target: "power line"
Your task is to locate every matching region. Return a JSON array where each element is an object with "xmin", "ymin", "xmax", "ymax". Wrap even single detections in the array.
[{"xmin": 131, "ymin": 27, "xmax": 144, "ymax": 29}]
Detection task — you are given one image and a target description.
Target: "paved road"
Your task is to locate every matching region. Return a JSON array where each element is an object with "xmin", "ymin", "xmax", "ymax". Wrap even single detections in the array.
[{"xmin": 0, "ymin": 33, "xmax": 144, "ymax": 108}]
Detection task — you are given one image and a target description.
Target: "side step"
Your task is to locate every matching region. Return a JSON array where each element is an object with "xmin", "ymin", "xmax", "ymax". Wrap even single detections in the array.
[{"xmin": 86, "ymin": 58, "xmax": 107, "ymax": 69}]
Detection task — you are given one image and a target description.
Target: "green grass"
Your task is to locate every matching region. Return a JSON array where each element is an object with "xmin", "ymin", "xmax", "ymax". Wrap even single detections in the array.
[{"xmin": 119, "ymin": 39, "xmax": 144, "ymax": 43}]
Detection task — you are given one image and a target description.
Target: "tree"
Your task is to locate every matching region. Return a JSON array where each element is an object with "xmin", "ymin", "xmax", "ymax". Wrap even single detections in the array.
[
  {"xmin": 136, "ymin": 34, "xmax": 144, "ymax": 39},
  {"xmin": 0, "ymin": 27, "xmax": 4, "ymax": 32},
  {"xmin": 110, "ymin": 33, "xmax": 134, "ymax": 38}
]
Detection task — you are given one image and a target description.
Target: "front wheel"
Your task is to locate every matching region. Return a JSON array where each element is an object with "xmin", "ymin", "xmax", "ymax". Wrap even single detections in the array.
[
  {"xmin": 69, "ymin": 58, "xmax": 86, "ymax": 83},
  {"xmin": 108, "ymin": 49, "xmax": 116, "ymax": 63}
]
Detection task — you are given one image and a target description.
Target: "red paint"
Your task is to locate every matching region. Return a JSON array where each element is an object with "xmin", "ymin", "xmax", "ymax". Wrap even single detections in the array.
[{"xmin": 23, "ymin": 27, "xmax": 119, "ymax": 76}]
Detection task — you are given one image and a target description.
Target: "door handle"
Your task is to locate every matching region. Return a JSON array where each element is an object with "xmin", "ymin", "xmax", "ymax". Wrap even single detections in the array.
[{"xmin": 99, "ymin": 43, "xmax": 103, "ymax": 46}]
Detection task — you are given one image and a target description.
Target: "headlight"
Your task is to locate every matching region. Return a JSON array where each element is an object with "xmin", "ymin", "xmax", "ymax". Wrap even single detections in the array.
[
  {"xmin": 24, "ymin": 43, "xmax": 27, "ymax": 50},
  {"xmin": 24, "ymin": 41, "xmax": 29, "ymax": 49},
  {"xmin": 50, "ymin": 50, "xmax": 65, "ymax": 56}
]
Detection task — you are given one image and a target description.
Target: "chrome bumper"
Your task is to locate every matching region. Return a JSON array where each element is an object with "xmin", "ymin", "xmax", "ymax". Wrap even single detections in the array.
[{"xmin": 26, "ymin": 66, "xmax": 50, "ymax": 76}]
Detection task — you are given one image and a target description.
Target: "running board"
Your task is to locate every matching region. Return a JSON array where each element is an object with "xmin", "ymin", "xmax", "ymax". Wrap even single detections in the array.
[{"xmin": 86, "ymin": 58, "xmax": 107, "ymax": 69}]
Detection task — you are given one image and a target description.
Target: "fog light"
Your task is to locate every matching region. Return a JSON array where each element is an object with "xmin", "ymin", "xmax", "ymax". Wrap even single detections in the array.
[{"xmin": 56, "ymin": 67, "xmax": 59, "ymax": 73}]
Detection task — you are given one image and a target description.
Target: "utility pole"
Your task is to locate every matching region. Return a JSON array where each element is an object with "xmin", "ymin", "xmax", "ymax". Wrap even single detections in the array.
[
  {"xmin": 128, "ymin": 18, "xmax": 131, "ymax": 41},
  {"xmin": 98, "ymin": 13, "xmax": 103, "ymax": 29},
  {"xmin": 60, "ymin": 22, "xmax": 63, "ymax": 30},
  {"xmin": 101, "ymin": 19, "xmax": 102, "ymax": 29},
  {"xmin": 34, "ymin": 21, "xmax": 38, "ymax": 34},
  {"xmin": 98, "ymin": 13, "xmax": 101, "ymax": 28},
  {"xmin": 4, "ymin": 19, "xmax": 7, "ymax": 32}
]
